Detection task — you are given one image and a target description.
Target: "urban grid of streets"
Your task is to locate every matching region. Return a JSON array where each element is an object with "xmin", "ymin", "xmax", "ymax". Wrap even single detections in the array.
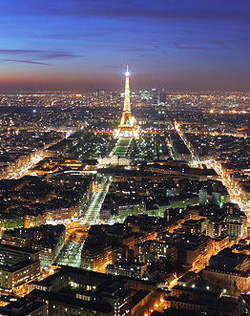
[
  {"xmin": 56, "ymin": 138, "xmax": 127, "ymax": 267},
  {"xmin": 2, "ymin": 109, "xmax": 249, "ymax": 315},
  {"xmin": 175, "ymin": 121, "xmax": 249, "ymax": 215},
  {"xmin": 10, "ymin": 123, "xmax": 249, "ymax": 273}
]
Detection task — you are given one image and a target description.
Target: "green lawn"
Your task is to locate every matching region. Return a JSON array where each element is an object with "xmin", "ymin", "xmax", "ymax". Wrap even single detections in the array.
[
  {"xmin": 114, "ymin": 146, "xmax": 127, "ymax": 153},
  {"xmin": 117, "ymin": 139, "xmax": 130, "ymax": 146},
  {"xmin": 112, "ymin": 138, "xmax": 132, "ymax": 157}
]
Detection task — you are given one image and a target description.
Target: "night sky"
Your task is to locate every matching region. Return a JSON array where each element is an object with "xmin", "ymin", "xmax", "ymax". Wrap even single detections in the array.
[{"xmin": 1, "ymin": 0, "xmax": 250, "ymax": 91}]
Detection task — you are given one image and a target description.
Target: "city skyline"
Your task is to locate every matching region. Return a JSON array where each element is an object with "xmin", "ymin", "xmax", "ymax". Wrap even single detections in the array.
[
  {"xmin": 1, "ymin": 0, "xmax": 250, "ymax": 91},
  {"xmin": 0, "ymin": 1, "xmax": 250, "ymax": 314},
  {"xmin": 0, "ymin": 71, "xmax": 249, "ymax": 314}
]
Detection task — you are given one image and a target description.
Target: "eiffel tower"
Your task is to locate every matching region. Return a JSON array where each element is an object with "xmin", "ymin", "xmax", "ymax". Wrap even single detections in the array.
[{"xmin": 115, "ymin": 66, "xmax": 139, "ymax": 139}]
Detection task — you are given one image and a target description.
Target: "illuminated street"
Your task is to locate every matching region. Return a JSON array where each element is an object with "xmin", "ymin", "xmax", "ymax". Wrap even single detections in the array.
[
  {"xmin": 175, "ymin": 121, "xmax": 250, "ymax": 216},
  {"xmin": 6, "ymin": 138, "xmax": 64, "ymax": 180},
  {"xmin": 9, "ymin": 152, "xmax": 46, "ymax": 179},
  {"xmin": 205, "ymin": 159, "xmax": 249, "ymax": 215},
  {"xmin": 56, "ymin": 240, "xmax": 84, "ymax": 267},
  {"xmin": 82, "ymin": 176, "xmax": 112, "ymax": 225}
]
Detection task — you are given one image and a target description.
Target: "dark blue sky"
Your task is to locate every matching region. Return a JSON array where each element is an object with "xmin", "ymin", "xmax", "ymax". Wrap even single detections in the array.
[{"xmin": 1, "ymin": 0, "xmax": 250, "ymax": 91}]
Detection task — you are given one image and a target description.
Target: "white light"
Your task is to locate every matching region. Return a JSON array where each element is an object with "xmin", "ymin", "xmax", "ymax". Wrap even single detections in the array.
[{"xmin": 125, "ymin": 65, "xmax": 130, "ymax": 76}]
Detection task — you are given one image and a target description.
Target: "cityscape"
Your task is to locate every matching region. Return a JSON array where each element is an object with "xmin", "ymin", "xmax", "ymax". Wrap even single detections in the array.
[{"xmin": 0, "ymin": 1, "xmax": 250, "ymax": 316}]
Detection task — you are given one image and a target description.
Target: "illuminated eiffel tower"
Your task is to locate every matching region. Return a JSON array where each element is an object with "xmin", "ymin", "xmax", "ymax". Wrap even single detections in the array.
[{"xmin": 115, "ymin": 66, "xmax": 139, "ymax": 139}]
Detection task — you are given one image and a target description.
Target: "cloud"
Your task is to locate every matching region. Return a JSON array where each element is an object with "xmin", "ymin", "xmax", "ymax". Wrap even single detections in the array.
[
  {"xmin": 2, "ymin": 1, "xmax": 250, "ymax": 25},
  {"xmin": 43, "ymin": 6, "xmax": 250, "ymax": 26},
  {"xmin": 0, "ymin": 49, "xmax": 81, "ymax": 66},
  {"xmin": 0, "ymin": 49, "xmax": 44, "ymax": 55},
  {"xmin": 42, "ymin": 52, "xmax": 81, "ymax": 60},
  {"xmin": 33, "ymin": 31, "xmax": 111, "ymax": 39},
  {"xmin": 2, "ymin": 59, "xmax": 52, "ymax": 66},
  {"xmin": 0, "ymin": 49, "xmax": 80, "ymax": 59},
  {"xmin": 203, "ymin": 38, "xmax": 250, "ymax": 52},
  {"xmin": 120, "ymin": 47, "xmax": 153, "ymax": 52},
  {"xmin": 175, "ymin": 43, "xmax": 203, "ymax": 50}
]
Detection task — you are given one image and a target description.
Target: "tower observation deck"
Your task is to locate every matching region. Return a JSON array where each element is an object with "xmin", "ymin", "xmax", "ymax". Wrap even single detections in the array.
[{"xmin": 115, "ymin": 66, "xmax": 139, "ymax": 139}]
